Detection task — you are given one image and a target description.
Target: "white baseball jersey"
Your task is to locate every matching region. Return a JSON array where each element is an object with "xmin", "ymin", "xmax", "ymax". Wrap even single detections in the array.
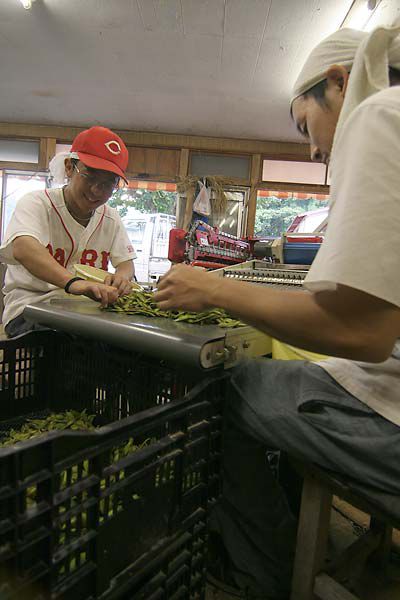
[{"xmin": 0, "ymin": 187, "xmax": 136, "ymax": 327}]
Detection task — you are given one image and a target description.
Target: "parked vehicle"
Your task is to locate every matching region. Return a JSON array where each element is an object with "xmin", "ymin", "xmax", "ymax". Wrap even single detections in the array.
[
  {"xmin": 254, "ymin": 207, "xmax": 329, "ymax": 265},
  {"xmin": 122, "ymin": 210, "xmax": 176, "ymax": 283},
  {"xmin": 286, "ymin": 206, "xmax": 328, "ymax": 235}
]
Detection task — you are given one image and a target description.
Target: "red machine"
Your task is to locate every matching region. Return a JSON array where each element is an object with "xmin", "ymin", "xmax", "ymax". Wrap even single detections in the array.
[{"xmin": 168, "ymin": 220, "xmax": 267, "ymax": 270}]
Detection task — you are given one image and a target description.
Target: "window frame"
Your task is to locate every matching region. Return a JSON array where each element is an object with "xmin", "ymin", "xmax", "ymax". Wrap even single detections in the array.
[{"xmin": 0, "ymin": 169, "xmax": 48, "ymax": 241}]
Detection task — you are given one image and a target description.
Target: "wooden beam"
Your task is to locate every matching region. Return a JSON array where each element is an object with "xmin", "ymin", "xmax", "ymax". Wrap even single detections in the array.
[
  {"xmin": 38, "ymin": 137, "xmax": 56, "ymax": 170},
  {"xmin": 0, "ymin": 161, "xmax": 40, "ymax": 172},
  {"xmin": 290, "ymin": 475, "xmax": 332, "ymax": 600},
  {"xmin": 38, "ymin": 138, "xmax": 47, "ymax": 170},
  {"xmin": 262, "ymin": 152, "xmax": 313, "ymax": 162},
  {"xmin": 370, "ymin": 518, "xmax": 393, "ymax": 572},
  {"xmin": 258, "ymin": 181, "xmax": 330, "ymax": 194},
  {"xmin": 314, "ymin": 573, "xmax": 360, "ymax": 600},
  {"xmin": 179, "ymin": 148, "xmax": 190, "ymax": 178},
  {"xmin": 183, "ymin": 187, "xmax": 194, "ymax": 231},
  {"xmin": 0, "ymin": 122, "xmax": 310, "ymax": 158},
  {"xmin": 176, "ymin": 149, "xmax": 190, "ymax": 228},
  {"xmin": 325, "ymin": 529, "xmax": 381, "ymax": 579},
  {"xmin": 246, "ymin": 154, "xmax": 262, "ymax": 236},
  {"xmin": 250, "ymin": 154, "xmax": 262, "ymax": 183},
  {"xmin": 247, "ymin": 188, "xmax": 257, "ymax": 237}
]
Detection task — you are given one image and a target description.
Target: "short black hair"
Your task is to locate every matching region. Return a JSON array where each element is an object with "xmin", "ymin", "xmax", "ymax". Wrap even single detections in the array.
[
  {"xmin": 303, "ymin": 79, "xmax": 329, "ymax": 107},
  {"xmin": 289, "ymin": 79, "xmax": 329, "ymax": 119},
  {"xmin": 302, "ymin": 66, "xmax": 400, "ymax": 107}
]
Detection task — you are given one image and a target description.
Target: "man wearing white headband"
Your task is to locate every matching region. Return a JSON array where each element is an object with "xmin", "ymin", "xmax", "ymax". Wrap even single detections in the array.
[
  {"xmin": 154, "ymin": 25, "xmax": 400, "ymax": 599},
  {"xmin": 0, "ymin": 126, "xmax": 136, "ymax": 337}
]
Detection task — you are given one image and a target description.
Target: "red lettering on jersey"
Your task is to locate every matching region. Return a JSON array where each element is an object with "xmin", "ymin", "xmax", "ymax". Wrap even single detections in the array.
[
  {"xmin": 53, "ymin": 248, "xmax": 66, "ymax": 266},
  {"xmin": 101, "ymin": 251, "xmax": 110, "ymax": 271},
  {"xmin": 80, "ymin": 249, "xmax": 98, "ymax": 267},
  {"xmin": 47, "ymin": 244, "xmax": 65, "ymax": 266}
]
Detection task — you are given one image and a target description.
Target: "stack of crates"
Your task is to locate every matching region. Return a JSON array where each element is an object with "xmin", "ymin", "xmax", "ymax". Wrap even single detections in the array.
[{"xmin": 0, "ymin": 331, "xmax": 226, "ymax": 599}]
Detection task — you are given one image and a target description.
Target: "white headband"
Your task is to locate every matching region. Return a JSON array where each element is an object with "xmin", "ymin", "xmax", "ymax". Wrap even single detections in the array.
[
  {"xmin": 292, "ymin": 23, "xmax": 400, "ymax": 156},
  {"xmin": 291, "ymin": 28, "xmax": 367, "ymax": 103}
]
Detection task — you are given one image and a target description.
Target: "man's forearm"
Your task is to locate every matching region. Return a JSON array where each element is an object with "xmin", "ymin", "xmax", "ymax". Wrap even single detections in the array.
[
  {"xmin": 13, "ymin": 236, "xmax": 73, "ymax": 289},
  {"xmin": 210, "ymin": 278, "xmax": 390, "ymax": 361},
  {"xmin": 115, "ymin": 260, "xmax": 134, "ymax": 279}
]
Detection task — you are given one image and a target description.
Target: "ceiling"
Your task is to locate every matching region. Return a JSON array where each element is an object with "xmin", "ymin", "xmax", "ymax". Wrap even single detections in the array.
[{"xmin": 0, "ymin": 0, "xmax": 398, "ymax": 143}]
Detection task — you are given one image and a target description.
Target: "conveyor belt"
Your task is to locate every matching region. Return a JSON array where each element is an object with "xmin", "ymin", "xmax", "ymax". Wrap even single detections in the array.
[{"xmin": 24, "ymin": 298, "xmax": 272, "ymax": 370}]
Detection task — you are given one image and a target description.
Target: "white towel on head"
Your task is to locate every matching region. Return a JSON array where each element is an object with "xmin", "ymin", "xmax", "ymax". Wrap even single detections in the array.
[
  {"xmin": 291, "ymin": 28, "xmax": 367, "ymax": 102},
  {"xmin": 291, "ymin": 23, "xmax": 400, "ymax": 153},
  {"xmin": 334, "ymin": 23, "xmax": 400, "ymax": 145},
  {"xmin": 48, "ymin": 152, "xmax": 70, "ymax": 187}
]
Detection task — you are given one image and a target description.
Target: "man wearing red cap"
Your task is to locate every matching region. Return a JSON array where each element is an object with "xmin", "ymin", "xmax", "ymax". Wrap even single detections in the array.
[{"xmin": 0, "ymin": 126, "xmax": 136, "ymax": 337}]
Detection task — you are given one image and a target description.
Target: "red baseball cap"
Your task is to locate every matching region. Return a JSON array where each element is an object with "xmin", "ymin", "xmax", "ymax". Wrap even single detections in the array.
[{"xmin": 71, "ymin": 126, "xmax": 129, "ymax": 183}]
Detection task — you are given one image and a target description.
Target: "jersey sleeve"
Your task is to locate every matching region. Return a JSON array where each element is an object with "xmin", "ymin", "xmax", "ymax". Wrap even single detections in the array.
[
  {"xmin": 305, "ymin": 96, "xmax": 400, "ymax": 308},
  {"xmin": 0, "ymin": 191, "xmax": 50, "ymax": 265},
  {"xmin": 109, "ymin": 211, "xmax": 137, "ymax": 267}
]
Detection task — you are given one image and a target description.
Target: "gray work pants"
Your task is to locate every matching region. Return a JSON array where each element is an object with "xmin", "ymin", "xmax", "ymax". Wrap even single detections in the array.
[
  {"xmin": 211, "ymin": 358, "xmax": 400, "ymax": 598},
  {"xmin": 4, "ymin": 314, "xmax": 49, "ymax": 338}
]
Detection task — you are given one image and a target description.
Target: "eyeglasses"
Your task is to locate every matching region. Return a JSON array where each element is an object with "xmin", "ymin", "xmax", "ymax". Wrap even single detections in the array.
[{"xmin": 73, "ymin": 164, "xmax": 120, "ymax": 193}]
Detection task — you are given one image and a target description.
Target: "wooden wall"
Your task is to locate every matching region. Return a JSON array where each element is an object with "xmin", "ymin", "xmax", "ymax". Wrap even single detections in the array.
[
  {"xmin": 0, "ymin": 122, "xmax": 329, "ymax": 235},
  {"xmin": 127, "ymin": 147, "xmax": 180, "ymax": 179}
]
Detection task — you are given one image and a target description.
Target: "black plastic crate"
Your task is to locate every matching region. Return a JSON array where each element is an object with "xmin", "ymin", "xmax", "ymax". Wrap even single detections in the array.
[
  {"xmin": 0, "ymin": 331, "xmax": 211, "ymax": 426},
  {"xmin": 0, "ymin": 332, "xmax": 225, "ymax": 599}
]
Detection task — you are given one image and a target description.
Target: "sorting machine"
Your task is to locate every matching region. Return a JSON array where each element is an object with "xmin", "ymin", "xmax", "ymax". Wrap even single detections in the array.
[{"xmin": 24, "ymin": 262, "xmax": 308, "ymax": 370}]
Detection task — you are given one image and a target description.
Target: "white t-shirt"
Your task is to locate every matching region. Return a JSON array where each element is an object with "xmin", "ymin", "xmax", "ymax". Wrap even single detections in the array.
[
  {"xmin": 304, "ymin": 86, "xmax": 400, "ymax": 427},
  {"xmin": 0, "ymin": 188, "xmax": 136, "ymax": 327}
]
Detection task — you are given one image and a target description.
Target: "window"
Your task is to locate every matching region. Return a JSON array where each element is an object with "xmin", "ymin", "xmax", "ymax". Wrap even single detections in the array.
[
  {"xmin": 190, "ymin": 153, "xmax": 250, "ymax": 179},
  {"xmin": 262, "ymin": 159, "xmax": 327, "ymax": 185},
  {"xmin": 255, "ymin": 190, "xmax": 329, "ymax": 238},
  {"xmin": 109, "ymin": 181, "xmax": 178, "ymax": 284},
  {"xmin": 0, "ymin": 139, "xmax": 39, "ymax": 164},
  {"xmin": 208, "ymin": 189, "xmax": 248, "ymax": 237},
  {"xmin": 1, "ymin": 171, "xmax": 47, "ymax": 240}
]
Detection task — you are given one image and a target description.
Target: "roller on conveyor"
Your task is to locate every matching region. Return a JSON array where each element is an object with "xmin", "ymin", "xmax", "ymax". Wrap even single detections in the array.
[{"xmin": 24, "ymin": 297, "xmax": 272, "ymax": 370}]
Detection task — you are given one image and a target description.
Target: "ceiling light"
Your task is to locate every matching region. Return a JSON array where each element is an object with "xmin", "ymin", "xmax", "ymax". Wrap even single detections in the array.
[
  {"xmin": 19, "ymin": 0, "xmax": 35, "ymax": 9},
  {"xmin": 341, "ymin": 0, "xmax": 382, "ymax": 30}
]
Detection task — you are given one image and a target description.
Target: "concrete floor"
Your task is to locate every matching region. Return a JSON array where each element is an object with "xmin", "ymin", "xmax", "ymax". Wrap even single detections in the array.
[{"xmin": 206, "ymin": 500, "xmax": 400, "ymax": 600}]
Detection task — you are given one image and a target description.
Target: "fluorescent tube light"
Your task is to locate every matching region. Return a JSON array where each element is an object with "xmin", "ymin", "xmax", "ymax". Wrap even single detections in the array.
[{"xmin": 341, "ymin": 0, "xmax": 382, "ymax": 30}]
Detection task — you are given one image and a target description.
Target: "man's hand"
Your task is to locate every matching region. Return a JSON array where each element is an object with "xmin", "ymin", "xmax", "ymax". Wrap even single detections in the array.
[
  {"xmin": 154, "ymin": 264, "xmax": 222, "ymax": 311},
  {"xmin": 103, "ymin": 273, "xmax": 132, "ymax": 296},
  {"xmin": 68, "ymin": 279, "xmax": 119, "ymax": 307}
]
